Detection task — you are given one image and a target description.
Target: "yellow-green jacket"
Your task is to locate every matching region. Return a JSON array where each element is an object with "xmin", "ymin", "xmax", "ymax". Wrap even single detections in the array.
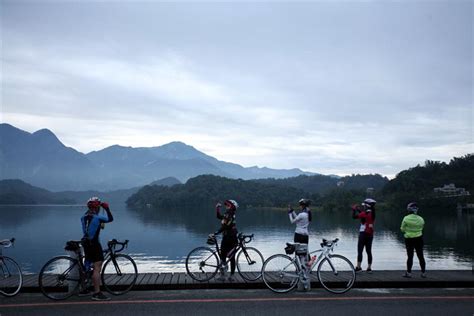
[{"xmin": 400, "ymin": 214, "xmax": 424, "ymax": 238}]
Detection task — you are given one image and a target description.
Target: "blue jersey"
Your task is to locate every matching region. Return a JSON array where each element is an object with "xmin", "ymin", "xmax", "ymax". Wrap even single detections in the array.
[{"xmin": 81, "ymin": 210, "xmax": 113, "ymax": 242}]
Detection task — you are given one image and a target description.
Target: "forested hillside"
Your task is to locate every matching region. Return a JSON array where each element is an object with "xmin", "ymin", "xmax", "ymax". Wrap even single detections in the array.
[
  {"xmin": 0, "ymin": 179, "xmax": 75, "ymax": 205},
  {"xmin": 382, "ymin": 154, "xmax": 474, "ymax": 208}
]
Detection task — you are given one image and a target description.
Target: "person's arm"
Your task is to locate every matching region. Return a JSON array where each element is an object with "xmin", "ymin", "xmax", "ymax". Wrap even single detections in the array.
[
  {"xmin": 216, "ymin": 203, "xmax": 224, "ymax": 220},
  {"xmin": 98, "ymin": 202, "xmax": 113, "ymax": 223},
  {"xmin": 352, "ymin": 205, "xmax": 360, "ymax": 219},
  {"xmin": 400, "ymin": 217, "xmax": 406, "ymax": 233},
  {"xmin": 289, "ymin": 212, "xmax": 303, "ymax": 224},
  {"xmin": 215, "ymin": 211, "xmax": 234, "ymax": 234}
]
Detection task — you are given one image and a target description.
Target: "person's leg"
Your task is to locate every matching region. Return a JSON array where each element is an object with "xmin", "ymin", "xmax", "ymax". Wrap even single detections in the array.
[
  {"xmin": 294, "ymin": 233, "xmax": 309, "ymax": 259},
  {"xmin": 356, "ymin": 233, "xmax": 364, "ymax": 269},
  {"xmin": 92, "ymin": 261, "xmax": 102, "ymax": 293},
  {"xmin": 414, "ymin": 236, "xmax": 426, "ymax": 274},
  {"xmin": 229, "ymin": 236, "xmax": 238, "ymax": 275},
  {"xmin": 220, "ymin": 238, "xmax": 231, "ymax": 268},
  {"xmin": 365, "ymin": 235, "xmax": 373, "ymax": 270},
  {"xmin": 405, "ymin": 238, "xmax": 415, "ymax": 274}
]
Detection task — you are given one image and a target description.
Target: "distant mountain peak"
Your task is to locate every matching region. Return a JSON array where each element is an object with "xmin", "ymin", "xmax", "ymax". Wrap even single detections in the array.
[
  {"xmin": 32, "ymin": 128, "xmax": 64, "ymax": 148},
  {"xmin": 33, "ymin": 128, "xmax": 58, "ymax": 138},
  {"xmin": 159, "ymin": 141, "xmax": 197, "ymax": 150}
]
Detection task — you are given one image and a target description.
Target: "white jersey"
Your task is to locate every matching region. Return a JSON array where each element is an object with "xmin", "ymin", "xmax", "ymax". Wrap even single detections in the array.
[{"xmin": 289, "ymin": 210, "xmax": 310, "ymax": 236}]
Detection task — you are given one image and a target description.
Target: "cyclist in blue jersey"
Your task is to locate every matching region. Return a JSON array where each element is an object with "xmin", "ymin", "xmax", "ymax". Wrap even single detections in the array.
[{"xmin": 81, "ymin": 197, "xmax": 114, "ymax": 301}]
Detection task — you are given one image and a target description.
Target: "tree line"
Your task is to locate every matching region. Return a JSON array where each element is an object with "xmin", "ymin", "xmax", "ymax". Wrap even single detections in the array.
[{"xmin": 127, "ymin": 154, "xmax": 473, "ymax": 212}]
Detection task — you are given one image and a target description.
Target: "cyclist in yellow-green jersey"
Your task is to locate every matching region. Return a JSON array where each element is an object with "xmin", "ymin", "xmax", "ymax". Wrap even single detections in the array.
[{"xmin": 400, "ymin": 202, "xmax": 426, "ymax": 278}]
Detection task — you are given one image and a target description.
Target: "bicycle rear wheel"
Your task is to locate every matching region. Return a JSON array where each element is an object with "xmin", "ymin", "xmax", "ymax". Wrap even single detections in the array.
[
  {"xmin": 0, "ymin": 256, "xmax": 23, "ymax": 297},
  {"xmin": 185, "ymin": 247, "xmax": 219, "ymax": 282},
  {"xmin": 236, "ymin": 247, "xmax": 264, "ymax": 281},
  {"xmin": 317, "ymin": 254, "xmax": 355, "ymax": 294},
  {"xmin": 39, "ymin": 256, "xmax": 81, "ymax": 300},
  {"xmin": 261, "ymin": 254, "xmax": 299, "ymax": 293},
  {"xmin": 101, "ymin": 254, "xmax": 138, "ymax": 295}
]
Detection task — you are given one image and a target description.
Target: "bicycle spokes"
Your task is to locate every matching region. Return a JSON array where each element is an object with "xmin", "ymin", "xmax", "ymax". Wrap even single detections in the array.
[{"xmin": 186, "ymin": 247, "xmax": 220, "ymax": 282}]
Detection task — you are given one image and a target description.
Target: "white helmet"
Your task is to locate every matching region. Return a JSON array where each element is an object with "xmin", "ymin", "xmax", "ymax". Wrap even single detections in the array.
[
  {"xmin": 362, "ymin": 198, "xmax": 376, "ymax": 208},
  {"xmin": 87, "ymin": 196, "xmax": 101, "ymax": 209},
  {"xmin": 298, "ymin": 198, "xmax": 311, "ymax": 207},
  {"xmin": 225, "ymin": 199, "xmax": 239, "ymax": 210}
]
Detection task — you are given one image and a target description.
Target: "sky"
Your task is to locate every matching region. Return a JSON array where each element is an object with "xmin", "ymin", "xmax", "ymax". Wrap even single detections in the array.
[{"xmin": 1, "ymin": 0, "xmax": 472, "ymax": 178}]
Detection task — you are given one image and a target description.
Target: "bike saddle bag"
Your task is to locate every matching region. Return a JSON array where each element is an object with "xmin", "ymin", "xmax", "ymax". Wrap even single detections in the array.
[
  {"xmin": 285, "ymin": 243, "xmax": 296, "ymax": 255},
  {"xmin": 64, "ymin": 240, "xmax": 81, "ymax": 251}
]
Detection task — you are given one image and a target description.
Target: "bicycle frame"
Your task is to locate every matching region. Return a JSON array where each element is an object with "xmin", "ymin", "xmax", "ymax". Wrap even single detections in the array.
[
  {"xmin": 307, "ymin": 242, "xmax": 337, "ymax": 272},
  {"xmin": 102, "ymin": 240, "xmax": 128, "ymax": 275},
  {"xmin": 209, "ymin": 234, "xmax": 255, "ymax": 269},
  {"xmin": 280, "ymin": 240, "xmax": 339, "ymax": 279},
  {"xmin": 68, "ymin": 239, "xmax": 128, "ymax": 284}
]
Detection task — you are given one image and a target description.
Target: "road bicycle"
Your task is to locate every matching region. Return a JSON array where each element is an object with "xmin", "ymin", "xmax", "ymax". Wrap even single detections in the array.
[
  {"xmin": 262, "ymin": 238, "xmax": 356, "ymax": 294},
  {"xmin": 185, "ymin": 233, "xmax": 264, "ymax": 282},
  {"xmin": 0, "ymin": 238, "xmax": 22, "ymax": 297},
  {"xmin": 38, "ymin": 239, "xmax": 138, "ymax": 300}
]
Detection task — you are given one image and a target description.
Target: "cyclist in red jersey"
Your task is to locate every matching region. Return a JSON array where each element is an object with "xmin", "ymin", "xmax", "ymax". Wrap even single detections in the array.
[{"xmin": 352, "ymin": 198, "xmax": 376, "ymax": 273}]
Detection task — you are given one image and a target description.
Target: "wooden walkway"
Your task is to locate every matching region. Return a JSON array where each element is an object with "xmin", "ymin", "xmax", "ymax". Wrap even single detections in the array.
[{"xmin": 18, "ymin": 270, "xmax": 474, "ymax": 293}]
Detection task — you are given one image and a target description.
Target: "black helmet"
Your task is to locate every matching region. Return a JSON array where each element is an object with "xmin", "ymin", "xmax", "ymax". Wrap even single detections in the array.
[{"xmin": 407, "ymin": 202, "xmax": 419, "ymax": 213}]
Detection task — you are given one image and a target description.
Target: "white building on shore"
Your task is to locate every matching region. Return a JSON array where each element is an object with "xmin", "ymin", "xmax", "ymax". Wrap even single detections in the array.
[{"xmin": 434, "ymin": 183, "xmax": 470, "ymax": 196}]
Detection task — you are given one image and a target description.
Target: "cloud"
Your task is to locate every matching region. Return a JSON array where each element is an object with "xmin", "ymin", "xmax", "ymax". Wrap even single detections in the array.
[{"xmin": 1, "ymin": 2, "xmax": 472, "ymax": 176}]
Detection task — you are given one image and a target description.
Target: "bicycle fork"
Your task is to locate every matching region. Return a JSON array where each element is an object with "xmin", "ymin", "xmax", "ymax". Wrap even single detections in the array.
[{"xmin": 241, "ymin": 249, "xmax": 256, "ymax": 265}]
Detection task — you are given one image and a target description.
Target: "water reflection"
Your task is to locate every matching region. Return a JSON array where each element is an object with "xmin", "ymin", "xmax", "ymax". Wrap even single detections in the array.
[{"xmin": 0, "ymin": 203, "xmax": 472, "ymax": 273}]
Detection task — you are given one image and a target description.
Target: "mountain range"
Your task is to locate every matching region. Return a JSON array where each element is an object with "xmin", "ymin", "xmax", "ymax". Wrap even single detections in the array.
[{"xmin": 0, "ymin": 123, "xmax": 315, "ymax": 191}]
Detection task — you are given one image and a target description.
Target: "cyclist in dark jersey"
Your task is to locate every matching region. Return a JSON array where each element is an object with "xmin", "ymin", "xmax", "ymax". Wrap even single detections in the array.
[
  {"xmin": 81, "ymin": 197, "xmax": 114, "ymax": 301},
  {"xmin": 214, "ymin": 199, "xmax": 238, "ymax": 281}
]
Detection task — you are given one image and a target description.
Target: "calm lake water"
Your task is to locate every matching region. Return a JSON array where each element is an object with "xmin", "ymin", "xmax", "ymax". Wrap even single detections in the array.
[{"xmin": 0, "ymin": 202, "xmax": 472, "ymax": 274}]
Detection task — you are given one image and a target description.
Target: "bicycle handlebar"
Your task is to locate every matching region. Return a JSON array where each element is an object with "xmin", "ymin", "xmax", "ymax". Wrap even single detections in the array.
[
  {"xmin": 320, "ymin": 238, "xmax": 339, "ymax": 248},
  {"xmin": 239, "ymin": 233, "xmax": 254, "ymax": 244},
  {"xmin": 209, "ymin": 233, "xmax": 255, "ymax": 244},
  {"xmin": 107, "ymin": 239, "xmax": 129, "ymax": 253}
]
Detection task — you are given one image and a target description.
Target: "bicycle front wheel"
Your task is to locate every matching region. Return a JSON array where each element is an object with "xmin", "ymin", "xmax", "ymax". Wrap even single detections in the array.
[
  {"xmin": 185, "ymin": 247, "xmax": 219, "ymax": 282},
  {"xmin": 261, "ymin": 254, "xmax": 299, "ymax": 293},
  {"xmin": 0, "ymin": 256, "xmax": 23, "ymax": 297},
  {"xmin": 236, "ymin": 247, "xmax": 264, "ymax": 281},
  {"xmin": 101, "ymin": 254, "xmax": 138, "ymax": 295},
  {"xmin": 39, "ymin": 256, "xmax": 81, "ymax": 300},
  {"xmin": 317, "ymin": 254, "xmax": 355, "ymax": 294}
]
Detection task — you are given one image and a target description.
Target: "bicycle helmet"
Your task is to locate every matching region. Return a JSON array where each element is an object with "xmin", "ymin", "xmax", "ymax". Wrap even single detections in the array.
[
  {"xmin": 407, "ymin": 202, "xmax": 419, "ymax": 214},
  {"xmin": 362, "ymin": 198, "xmax": 376, "ymax": 208},
  {"xmin": 87, "ymin": 197, "xmax": 101, "ymax": 209},
  {"xmin": 298, "ymin": 198, "xmax": 311, "ymax": 207},
  {"xmin": 224, "ymin": 199, "xmax": 239, "ymax": 210}
]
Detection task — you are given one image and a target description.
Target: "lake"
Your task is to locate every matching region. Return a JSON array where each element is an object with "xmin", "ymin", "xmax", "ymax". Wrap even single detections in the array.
[{"xmin": 0, "ymin": 202, "xmax": 472, "ymax": 274}]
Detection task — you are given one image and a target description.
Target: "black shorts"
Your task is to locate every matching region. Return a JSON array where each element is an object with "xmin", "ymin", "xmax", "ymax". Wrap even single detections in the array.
[
  {"xmin": 83, "ymin": 241, "xmax": 104, "ymax": 263},
  {"xmin": 294, "ymin": 233, "xmax": 309, "ymax": 244}
]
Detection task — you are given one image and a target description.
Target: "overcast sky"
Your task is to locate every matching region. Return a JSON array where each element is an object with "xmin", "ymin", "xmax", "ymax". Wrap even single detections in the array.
[{"xmin": 1, "ymin": 1, "xmax": 472, "ymax": 178}]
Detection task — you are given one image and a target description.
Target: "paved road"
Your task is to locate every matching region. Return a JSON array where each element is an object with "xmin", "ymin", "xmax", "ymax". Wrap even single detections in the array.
[{"xmin": 1, "ymin": 288, "xmax": 473, "ymax": 316}]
